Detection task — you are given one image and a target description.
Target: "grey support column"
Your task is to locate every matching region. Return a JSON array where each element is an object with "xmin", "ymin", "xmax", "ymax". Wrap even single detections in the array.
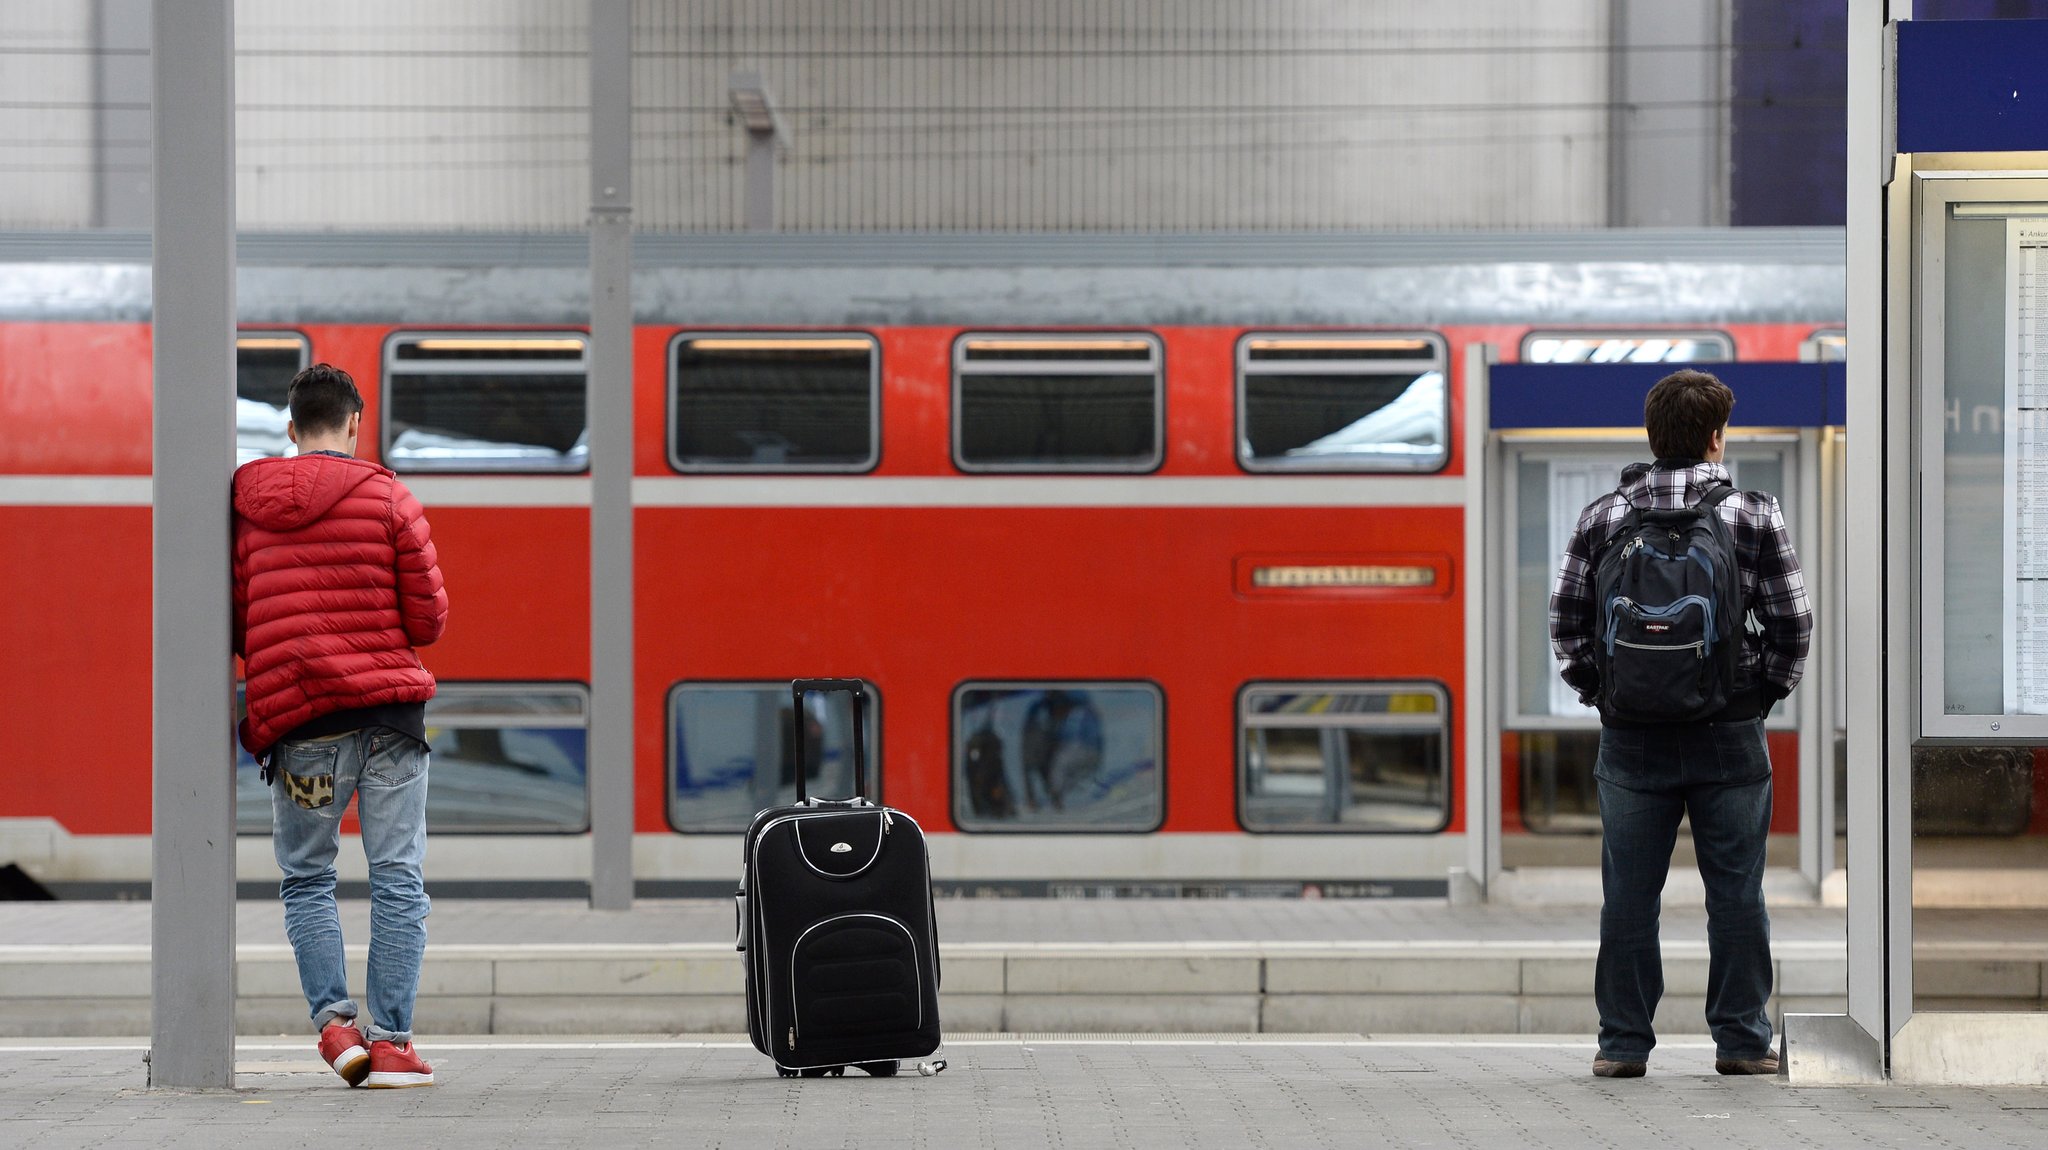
[
  {"xmin": 1457, "ymin": 342, "xmax": 1499, "ymax": 903},
  {"xmin": 729, "ymin": 73, "xmax": 784, "ymax": 232},
  {"xmin": 1795, "ymin": 426, "xmax": 1824, "ymax": 892},
  {"xmin": 587, "ymin": 0, "xmax": 635, "ymax": 910},
  {"xmin": 149, "ymin": 0, "xmax": 236, "ymax": 1089},
  {"xmin": 1785, "ymin": 0, "xmax": 1893, "ymax": 1084}
]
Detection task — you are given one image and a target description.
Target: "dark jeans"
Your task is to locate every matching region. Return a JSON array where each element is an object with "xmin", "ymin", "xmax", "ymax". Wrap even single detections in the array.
[{"xmin": 1594, "ymin": 718, "xmax": 1774, "ymax": 1063}]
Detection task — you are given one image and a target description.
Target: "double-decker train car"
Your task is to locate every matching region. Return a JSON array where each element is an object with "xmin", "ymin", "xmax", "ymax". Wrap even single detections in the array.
[{"xmin": 0, "ymin": 229, "xmax": 1888, "ymax": 895}]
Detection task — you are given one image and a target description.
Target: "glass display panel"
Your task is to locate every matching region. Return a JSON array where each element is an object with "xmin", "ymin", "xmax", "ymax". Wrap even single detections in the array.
[
  {"xmin": 1237, "ymin": 335, "xmax": 1448, "ymax": 472},
  {"xmin": 236, "ymin": 685, "xmax": 590, "ymax": 834},
  {"xmin": 1521, "ymin": 332, "xmax": 1734, "ymax": 364},
  {"xmin": 236, "ymin": 334, "xmax": 308, "ymax": 465},
  {"xmin": 1507, "ymin": 444, "xmax": 1797, "ymax": 839},
  {"xmin": 1238, "ymin": 684, "xmax": 1450, "ymax": 832},
  {"xmin": 952, "ymin": 683, "xmax": 1162, "ymax": 831},
  {"xmin": 669, "ymin": 682, "xmax": 876, "ymax": 832},
  {"xmin": 1511, "ymin": 446, "xmax": 1795, "ymax": 723},
  {"xmin": 383, "ymin": 334, "xmax": 588, "ymax": 472},
  {"xmin": 670, "ymin": 335, "xmax": 877, "ymax": 470},
  {"xmin": 953, "ymin": 335, "xmax": 1161, "ymax": 471},
  {"xmin": 1914, "ymin": 190, "xmax": 2048, "ymax": 1010}
]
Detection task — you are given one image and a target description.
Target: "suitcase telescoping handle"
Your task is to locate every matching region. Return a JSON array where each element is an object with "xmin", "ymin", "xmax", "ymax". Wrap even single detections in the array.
[{"xmin": 790, "ymin": 678, "xmax": 869, "ymax": 805}]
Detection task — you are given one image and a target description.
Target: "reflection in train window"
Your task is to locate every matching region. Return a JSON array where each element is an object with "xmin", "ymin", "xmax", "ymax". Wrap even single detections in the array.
[
  {"xmin": 952, "ymin": 334, "xmax": 1162, "ymax": 471},
  {"xmin": 952, "ymin": 682, "xmax": 1163, "ymax": 832},
  {"xmin": 1805, "ymin": 329, "xmax": 1847, "ymax": 362},
  {"xmin": 669, "ymin": 334, "xmax": 878, "ymax": 471},
  {"xmin": 668, "ymin": 682, "xmax": 879, "ymax": 833},
  {"xmin": 382, "ymin": 333, "xmax": 588, "ymax": 472},
  {"xmin": 1238, "ymin": 683, "xmax": 1451, "ymax": 832},
  {"xmin": 236, "ymin": 333, "xmax": 309, "ymax": 465},
  {"xmin": 235, "ymin": 684, "xmax": 590, "ymax": 834},
  {"xmin": 1237, "ymin": 334, "xmax": 1448, "ymax": 472},
  {"xmin": 1521, "ymin": 331, "xmax": 1734, "ymax": 364}
]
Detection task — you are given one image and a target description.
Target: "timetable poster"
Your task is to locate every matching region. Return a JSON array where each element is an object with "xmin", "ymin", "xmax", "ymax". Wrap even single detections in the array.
[
  {"xmin": 1547, "ymin": 460, "xmax": 1619, "ymax": 717},
  {"xmin": 2004, "ymin": 220, "xmax": 2048, "ymax": 714}
]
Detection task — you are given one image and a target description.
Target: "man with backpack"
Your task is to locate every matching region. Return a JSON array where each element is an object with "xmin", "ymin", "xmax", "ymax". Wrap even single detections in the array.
[{"xmin": 1550, "ymin": 369, "xmax": 1811, "ymax": 1079}]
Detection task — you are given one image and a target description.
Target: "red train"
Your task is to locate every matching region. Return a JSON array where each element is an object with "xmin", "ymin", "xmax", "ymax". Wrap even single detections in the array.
[{"xmin": 0, "ymin": 231, "xmax": 1859, "ymax": 894}]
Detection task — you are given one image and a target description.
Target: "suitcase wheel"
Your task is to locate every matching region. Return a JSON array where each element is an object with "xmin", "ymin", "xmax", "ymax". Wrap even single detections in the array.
[
  {"xmin": 777, "ymin": 1066, "xmax": 799, "ymax": 1078},
  {"xmin": 799, "ymin": 1065, "xmax": 845, "ymax": 1077},
  {"xmin": 857, "ymin": 1061, "xmax": 900, "ymax": 1077}
]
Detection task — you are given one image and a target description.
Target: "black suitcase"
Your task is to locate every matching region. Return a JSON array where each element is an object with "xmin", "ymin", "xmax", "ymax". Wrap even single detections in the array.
[{"xmin": 735, "ymin": 679, "xmax": 943, "ymax": 1078}]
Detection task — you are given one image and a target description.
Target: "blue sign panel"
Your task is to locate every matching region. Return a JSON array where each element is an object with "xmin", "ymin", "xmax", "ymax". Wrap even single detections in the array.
[
  {"xmin": 1897, "ymin": 19, "xmax": 2048, "ymax": 153},
  {"xmin": 1490, "ymin": 363, "xmax": 1838, "ymax": 430}
]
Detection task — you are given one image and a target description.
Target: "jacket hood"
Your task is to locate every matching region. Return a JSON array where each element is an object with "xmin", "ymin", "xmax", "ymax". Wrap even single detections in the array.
[
  {"xmin": 233, "ymin": 453, "xmax": 388, "ymax": 531},
  {"xmin": 1616, "ymin": 459, "xmax": 1732, "ymax": 512}
]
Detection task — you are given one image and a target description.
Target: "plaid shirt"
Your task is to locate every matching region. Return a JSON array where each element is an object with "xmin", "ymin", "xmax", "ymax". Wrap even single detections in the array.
[{"xmin": 1549, "ymin": 460, "xmax": 1812, "ymax": 708}]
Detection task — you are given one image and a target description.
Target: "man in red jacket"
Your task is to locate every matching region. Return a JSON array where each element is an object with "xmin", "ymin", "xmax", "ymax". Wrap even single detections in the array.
[{"xmin": 233, "ymin": 363, "xmax": 448, "ymax": 1088}]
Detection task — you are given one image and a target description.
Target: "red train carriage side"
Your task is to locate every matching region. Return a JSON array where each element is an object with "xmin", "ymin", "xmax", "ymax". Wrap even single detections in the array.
[{"xmin": 1, "ymin": 231, "xmax": 1910, "ymax": 895}]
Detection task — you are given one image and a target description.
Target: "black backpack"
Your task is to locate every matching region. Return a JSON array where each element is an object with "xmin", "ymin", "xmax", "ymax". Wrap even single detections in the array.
[{"xmin": 1591, "ymin": 482, "xmax": 1744, "ymax": 723}]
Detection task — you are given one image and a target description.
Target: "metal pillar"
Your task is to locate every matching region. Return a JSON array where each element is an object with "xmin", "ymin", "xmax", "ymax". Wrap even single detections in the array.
[
  {"xmin": 729, "ymin": 72, "xmax": 784, "ymax": 232},
  {"xmin": 587, "ymin": 0, "xmax": 635, "ymax": 910},
  {"xmin": 149, "ymin": 0, "xmax": 236, "ymax": 1089},
  {"xmin": 1847, "ymin": 0, "xmax": 1906, "ymax": 1052},
  {"xmin": 1795, "ymin": 426, "xmax": 1825, "ymax": 892},
  {"xmin": 1457, "ymin": 343, "xmax": 1499, "ymax": 903},
  {"xmin": 1786, "ymin": 0, "xmax": 1897, "ymax": 1084}
]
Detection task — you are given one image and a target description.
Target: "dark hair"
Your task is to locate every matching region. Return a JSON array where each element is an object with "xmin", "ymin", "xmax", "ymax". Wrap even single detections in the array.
[
  {"xmin": 287, "ymin": 363, "xmax": 364, "ymax": 437},
  {"xmin": 1643, "ymin": 369, "xmax": 1735, "ymax": 459}
]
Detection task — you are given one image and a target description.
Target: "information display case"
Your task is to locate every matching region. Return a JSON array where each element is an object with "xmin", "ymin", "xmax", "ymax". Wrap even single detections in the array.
[{"xmin": 1479, "ymin": 361, "xmax": 1841, "ymax": 878}]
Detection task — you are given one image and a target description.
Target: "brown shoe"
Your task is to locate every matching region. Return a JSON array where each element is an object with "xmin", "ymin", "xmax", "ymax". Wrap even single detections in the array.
[
  {"xmin": 1593, "ymin": 1057, "xmax": 1647, "ymax": 1078},
  {"xmin": 1715, "ymin": 1053, "xmax": 1780, "ymax": 1076}
]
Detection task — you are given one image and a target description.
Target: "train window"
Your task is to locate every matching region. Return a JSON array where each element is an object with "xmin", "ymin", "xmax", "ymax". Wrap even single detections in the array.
[
  {"xmin": 382, "ymin": 333, "xmax": 588, "ymax": 472},
  {"xmin": 1236, "ymin": 334, "xmax": 1448, "ymax": 472},
  {"xmin": 1237, "ymin": 683, "xmax": 1451, "ymax": 833},
  {"xmin": 952, "ymin": 682, "xmax": 1163, "ymax": 832},
  {"xmin": 668, "ymin": 681, "xmax": 880, "ymax": 833},
  {"xmin": 669, "ymin": 334, "xmax": 879, "ymax": 471},
  {"xmin": 952, "ymin": 334, "xmax": 1163, "ymax": 471},
  {"xmin": 1520, "ymin": 332, "xmax": 1734, "ymax": 364},
  {"xmin": 235, "ymin": 684, "xmax": 590, "ymax": 835},
  {"xmin": 1804, "ymin": 329, "xmax": 1848, "ymax": 362},
  {"xmin": 236, "ymin": 333, "xmax": 309, "ymax": 465}
]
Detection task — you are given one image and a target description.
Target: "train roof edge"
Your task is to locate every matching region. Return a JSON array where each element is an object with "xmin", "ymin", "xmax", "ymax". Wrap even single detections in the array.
[{"xmin": 0, "ymin": 228, "xmax": 1846, "ymax": 328}]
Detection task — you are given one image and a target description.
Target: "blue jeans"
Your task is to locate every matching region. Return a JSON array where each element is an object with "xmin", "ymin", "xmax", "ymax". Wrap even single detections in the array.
[
  {"xmin": 271, "ymin": 728, "xmax": 431, "ymax": 1043},
  {"xmin": 1594, "ymin": 718, "xmax": 1774, "ymax": 1064}
]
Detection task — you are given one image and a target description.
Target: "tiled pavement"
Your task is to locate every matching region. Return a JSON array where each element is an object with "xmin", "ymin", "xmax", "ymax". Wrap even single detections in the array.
[{"xmin": 4, "ymin": 1035, "xmax": 2048, "ymax": 1149}]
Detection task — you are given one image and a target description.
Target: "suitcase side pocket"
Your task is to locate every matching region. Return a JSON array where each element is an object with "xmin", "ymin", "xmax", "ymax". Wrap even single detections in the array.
[{"xmin": 788, "ymin": 913, "xmax": 923, "ymax": 1053}]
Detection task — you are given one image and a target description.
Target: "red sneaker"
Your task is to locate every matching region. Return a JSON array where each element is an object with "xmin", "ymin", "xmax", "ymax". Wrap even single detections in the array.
[
  {"xmin": 365, "ymin": 1040, "xmax": 435, "ymax": 1088},
  {"xmin": 317, "ymin": 1020, "xmax": 370, "ymax": 1087}
]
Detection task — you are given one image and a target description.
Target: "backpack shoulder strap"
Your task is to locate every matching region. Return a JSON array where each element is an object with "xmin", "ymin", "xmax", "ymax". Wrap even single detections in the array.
[{"xmin": 1697, "ymin": 481, "xmax": 1739, "ymax": 511}]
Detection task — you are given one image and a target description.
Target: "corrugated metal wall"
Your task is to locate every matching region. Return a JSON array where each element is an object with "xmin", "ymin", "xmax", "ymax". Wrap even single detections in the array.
[
  {"xmin": 3, "ymin": 0, "xmax": 1620, "ymax": 232},
  {"xmin": 0, "ymin": 3, "xmax": 97, "ymax": 229},
  {"xmin": 635, "ymin": 0, "xmax": 1610, "ymax": 231}
]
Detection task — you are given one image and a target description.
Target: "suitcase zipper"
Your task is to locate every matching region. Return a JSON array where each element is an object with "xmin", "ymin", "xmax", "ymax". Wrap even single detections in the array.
[{"xmin": 788, "ymin": 1026, "xmax": 796, "ymax": 1050}]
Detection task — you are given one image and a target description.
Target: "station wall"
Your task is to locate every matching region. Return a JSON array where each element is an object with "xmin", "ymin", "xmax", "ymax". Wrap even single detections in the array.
[{"xmin": 3, "ymin": 0, "xmax": 1673, "ymax": 232}]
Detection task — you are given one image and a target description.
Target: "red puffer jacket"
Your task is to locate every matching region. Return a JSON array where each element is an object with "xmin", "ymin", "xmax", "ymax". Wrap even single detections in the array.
[{"xmin": 232, "ymin": 453, "xmax": 448, "ymax": 756}]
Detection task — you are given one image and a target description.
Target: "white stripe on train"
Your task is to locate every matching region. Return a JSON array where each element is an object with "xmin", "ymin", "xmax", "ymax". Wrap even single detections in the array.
[{"xmin": 1, "ymin": 474, "xmax": 1466, "ymax": 509}]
